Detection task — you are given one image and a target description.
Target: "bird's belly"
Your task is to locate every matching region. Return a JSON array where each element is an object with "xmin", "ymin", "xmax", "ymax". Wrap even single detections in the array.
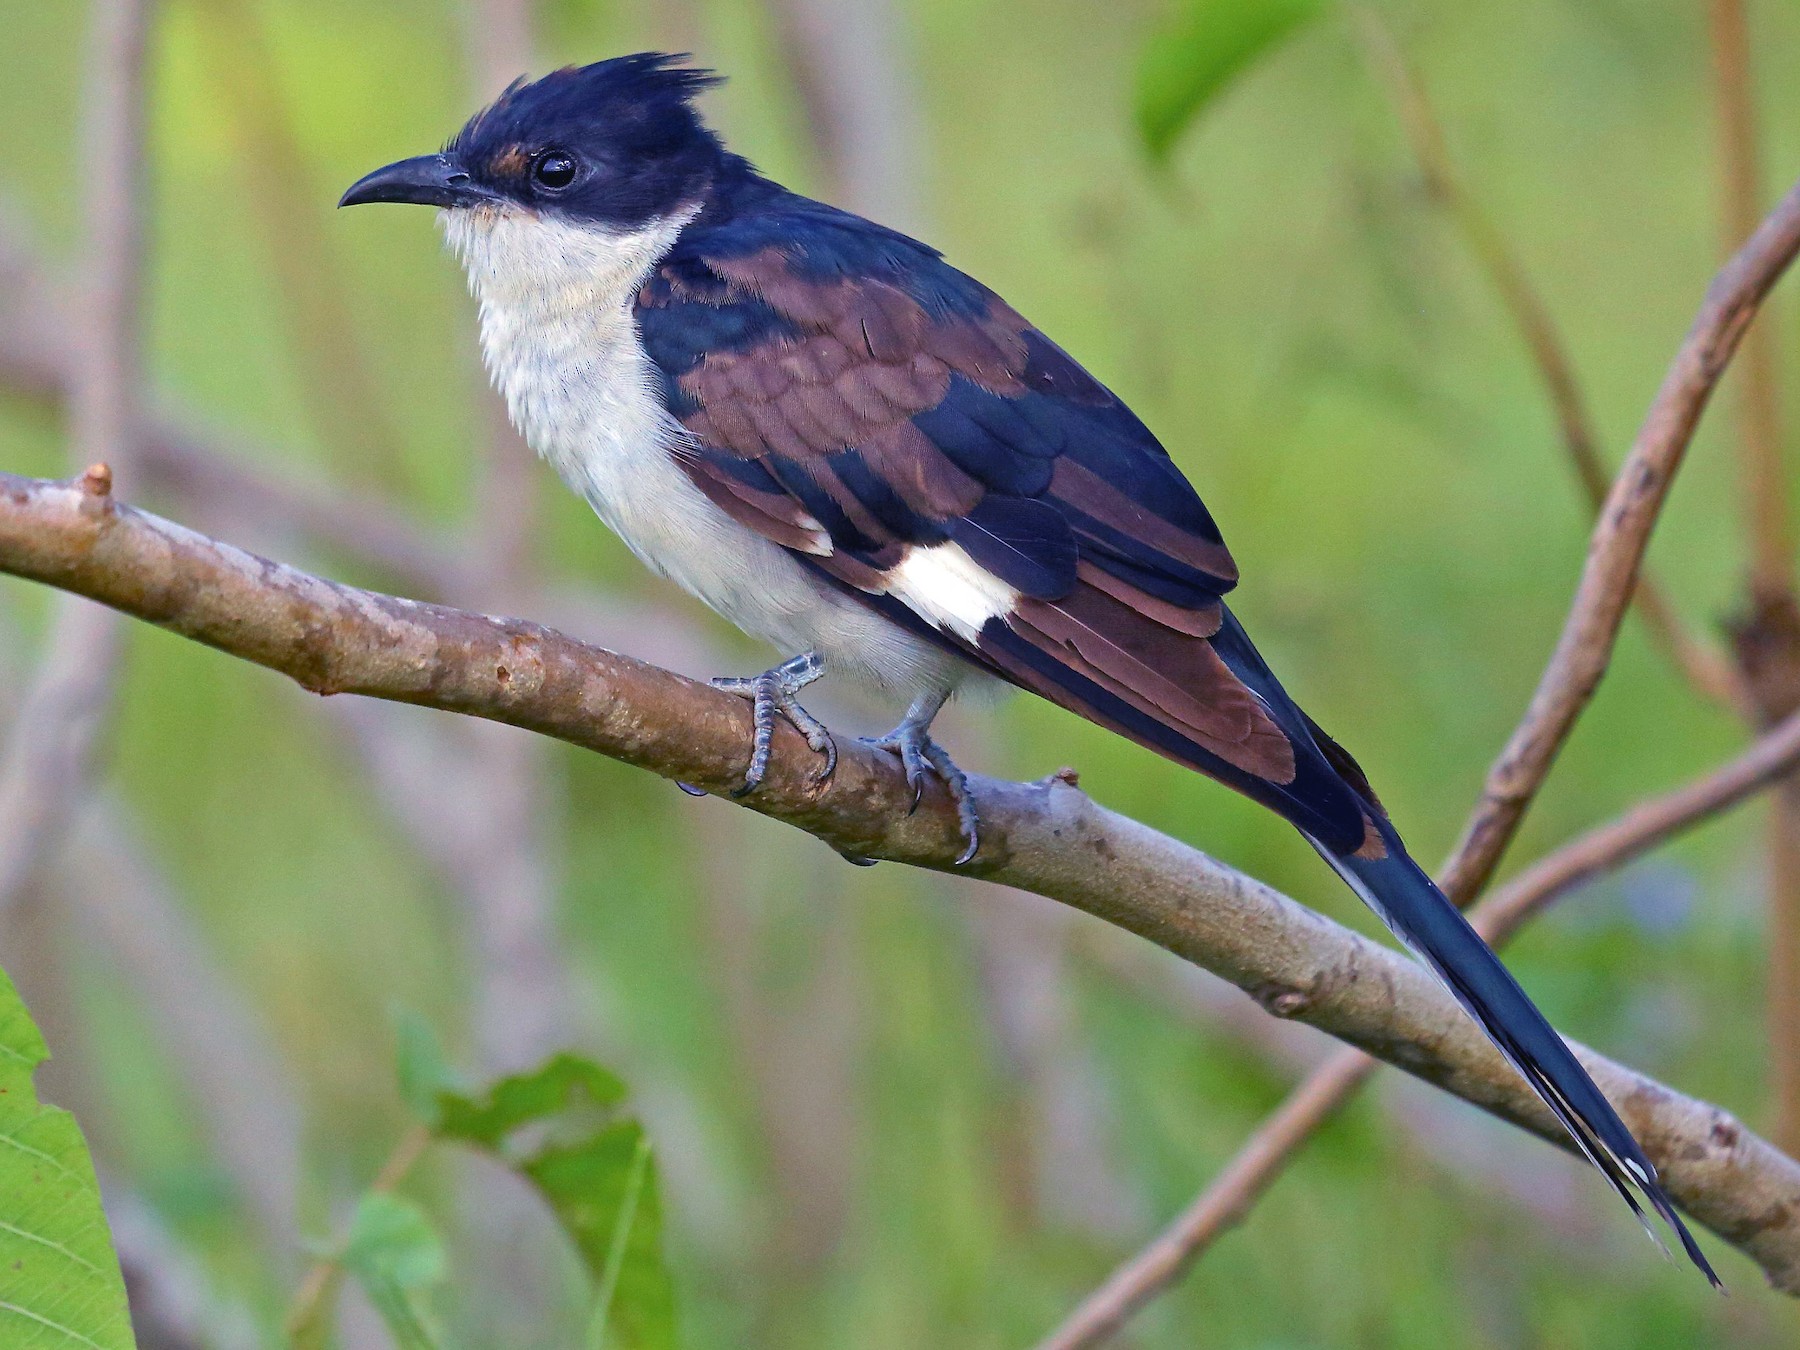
[
  {"xmin": 487, "ymin": 315, "xmax": 977, "ymax": 701},
  {"xmin": 570, "ymin": 435, "xmax": 974, "ymax": 700}
]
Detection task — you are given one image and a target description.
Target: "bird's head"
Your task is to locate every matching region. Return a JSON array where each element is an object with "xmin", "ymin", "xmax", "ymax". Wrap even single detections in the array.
[{"xmin": 338, "ymin": 53, "xmax": 725, "ymax": 231}]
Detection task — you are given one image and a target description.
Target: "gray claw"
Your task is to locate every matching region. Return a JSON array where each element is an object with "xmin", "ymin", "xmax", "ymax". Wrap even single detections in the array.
[
  {"xmin": 711, "ymin": 652, "xmax": 835, "ymax": 796},
  {"xmin": 862, "ymin": 720, "xmax": 980, "ymax": 864}
]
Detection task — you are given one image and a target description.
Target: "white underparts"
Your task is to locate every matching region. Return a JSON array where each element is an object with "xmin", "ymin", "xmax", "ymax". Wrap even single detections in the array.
[{"xmin": 439, "ymin": 201, "xmax": 993, "ymax": 704}]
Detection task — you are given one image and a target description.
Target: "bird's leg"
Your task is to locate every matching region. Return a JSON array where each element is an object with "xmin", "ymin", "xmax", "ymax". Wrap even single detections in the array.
[
  {"xmin": 710, "ymin": 650, "xmax": 837, "ymax": 797},
  {"xmin": 862, "ymin": 690, "xmax": 980, "ymax": 865}
]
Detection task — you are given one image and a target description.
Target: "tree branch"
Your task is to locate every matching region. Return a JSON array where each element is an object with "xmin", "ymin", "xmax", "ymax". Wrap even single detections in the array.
[
  {"xmin": 1032, "ymin": 164, "xmax": 1800, "ymax": 1348},
  {"xmin": 1709, "ymin": 0, "xmax": 1792, "ymax": 605},
  {"xmin": 0, "ymin": 209, "xmax": 473, "ymax": 597},
  {"xmin": 1706, "ymin": 0, "xmax": 1800, "ymax": 1165},
  {"xmin": 1442, "ymin": 170, "xmax": 1800, "ymax": 899},
  {"xmin": 3, "ymin": 468, "xmax": 1798, "ymax": 1292},
  {"xmin": 0, "ymin": 0, "xmax": 152, "ymax": 913},
  {"xmin": 1038, "ymin": 699, "xmax": 1800, "ymax": 1348},
  {"xmin": 1356, "ymin": 7, "xmax": 1747, "ymax": 714}
]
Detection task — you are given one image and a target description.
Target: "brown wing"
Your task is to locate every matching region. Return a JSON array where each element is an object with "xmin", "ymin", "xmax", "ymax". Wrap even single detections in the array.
[{"xmin": 635, "ymin": 221, "xmax": 1353, "ymax": 817}]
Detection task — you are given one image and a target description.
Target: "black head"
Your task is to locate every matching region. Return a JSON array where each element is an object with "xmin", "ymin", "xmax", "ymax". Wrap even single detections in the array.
[{"xmin": 340, "ymin": 54, "xmax": 726, "ymax": 229}]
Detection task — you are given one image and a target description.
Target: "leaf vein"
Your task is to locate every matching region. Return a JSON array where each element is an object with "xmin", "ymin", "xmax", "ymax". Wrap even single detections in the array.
[
  {"xmin": 0, "ymin": 1298, "xmax": 110, "ymax": 1349},
  {"xmin": 0, "ymin": 1218, "xmax": 104, "ymax": 1275}
]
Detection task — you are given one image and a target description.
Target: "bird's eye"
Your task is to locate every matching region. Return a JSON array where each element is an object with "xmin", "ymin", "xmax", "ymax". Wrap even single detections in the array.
[{"xmin": 531, "ymin": 151, "xmax": 577, "ymax": 190}]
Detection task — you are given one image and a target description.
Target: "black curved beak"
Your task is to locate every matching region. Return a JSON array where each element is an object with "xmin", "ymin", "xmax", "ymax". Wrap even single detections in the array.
[{"xmin": 338, "ymin": 154, "xmax": 492, "ymax": 209}]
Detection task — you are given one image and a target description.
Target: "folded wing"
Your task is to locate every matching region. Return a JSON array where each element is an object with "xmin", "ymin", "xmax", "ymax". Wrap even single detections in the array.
[{"xmin": 635, "ymin": 190, "xmax": 1372, "ymax": 850}]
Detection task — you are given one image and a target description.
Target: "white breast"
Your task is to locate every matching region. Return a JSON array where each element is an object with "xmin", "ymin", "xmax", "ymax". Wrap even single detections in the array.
[{"xmin": 440, "ymin": 204, "xmax": 986, "ymax": 702}]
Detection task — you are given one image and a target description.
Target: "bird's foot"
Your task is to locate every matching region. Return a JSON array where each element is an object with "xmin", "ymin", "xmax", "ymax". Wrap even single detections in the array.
[
  {"xmin": 862, "ymin": 719, "xmax": 980, "ymax": 865},
  {"xmin": 711, "ymin": 651, "xmax": 837, "ymax": 797}
]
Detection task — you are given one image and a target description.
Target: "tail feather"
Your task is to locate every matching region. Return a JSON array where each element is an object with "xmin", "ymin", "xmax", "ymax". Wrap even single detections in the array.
[
  {"xmin": 1311, "ymin": 816, "xmax": 1721, "ymax": 1288},
  {"xmin": 1042, "ymin": 601, "xmax": 1716, "ymax": 1279}
]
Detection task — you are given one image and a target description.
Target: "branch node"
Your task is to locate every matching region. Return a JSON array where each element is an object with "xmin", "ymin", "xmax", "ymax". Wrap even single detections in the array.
[
  {"xmin": 79, "ymin": 462, "xmax": 113, "ymax": 499},
  {"xmin": 1711, "ymin": 1114, "xmax": 1744, "ymax": 1152},
  {"xmin": 1729, "ymin": 590, "xmax": 1800, "ymax": 725},
  {"xmin": 1253, "ymin": 985, "xmax": 1313, "ymax": 1019}
]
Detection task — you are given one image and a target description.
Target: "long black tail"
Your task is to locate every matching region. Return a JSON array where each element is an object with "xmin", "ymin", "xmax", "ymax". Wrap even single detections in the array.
[{"xmin": 1315, "ymin": 814, "xmax": 1720, "ymax": 1287}]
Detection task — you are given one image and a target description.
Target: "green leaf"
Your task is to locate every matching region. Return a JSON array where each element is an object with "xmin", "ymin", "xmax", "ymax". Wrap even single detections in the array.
[
  {"xmin": 539, "ymin": 1124, "xmax": 672, "ymax": 1350},
  {"xmin": 1136, "ymin": 0, "xmax": 1326, "ymax": 160},
  {"xmin": 434, "ymin": 1052, "xmax": 627, "ymax": 1150},
  {"xmin": 341, "ymin": 1193, "xmax": 446, "ymax": 1350},
  {"xmin": 0, "ymin": 963, "xmax": 135, "ymax": 1349},
  {"xmin": 392, "ymin": 1008, "xmax": 457, "ymax": 1129},
  {"xmin": 584, "ymin": 1133, "xmax": 653, "ymax": 1350},
  {"xmin": 438, "ymin": 1056, "xmax": 674, "ymax": 1349}
]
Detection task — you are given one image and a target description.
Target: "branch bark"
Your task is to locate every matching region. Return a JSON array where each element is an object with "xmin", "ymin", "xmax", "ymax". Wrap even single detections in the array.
[{"xmin": 2, "ymin": 468, "xmax": 1798, "ymax": 1292}]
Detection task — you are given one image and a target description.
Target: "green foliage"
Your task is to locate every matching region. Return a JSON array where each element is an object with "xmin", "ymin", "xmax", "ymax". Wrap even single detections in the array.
[
  {"xmin": 341, "ymin": 1193, "xmax": 447, "ymax": 1350},
  {"xmin": 393, "ymin": 1005, "xmax": 457, "ymax": 1129},
  {"xmin": 4, "ymin": 1, "xmax": 1796, "ymax": 1344},
  {"xmin": 585, "ymin": 1132, "xmax": 654, "ymax": 1350},
  {"xmin": 391, "ymin": 1020, "xmax": 676, "ymax": 1350},
  {"xmin": 433, "ymin": 1057, "xmax": 674, "ymax": 1350},
  {"xmin": 1135, "ymin": 0, "xmax": 1327, "ymax": 159},
  {"xmin": 433, "ymin": 1053, "xmax": 629, "ymax": 1149},
  {"xmin": 0, "ymin": 965, "xmax": 134, "ymax": 1349}
]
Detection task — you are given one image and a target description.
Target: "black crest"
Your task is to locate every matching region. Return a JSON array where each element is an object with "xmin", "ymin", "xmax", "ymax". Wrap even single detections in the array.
[{"xmin": 448, "ymin": 53, "xmax": 729, "ymax": 227}]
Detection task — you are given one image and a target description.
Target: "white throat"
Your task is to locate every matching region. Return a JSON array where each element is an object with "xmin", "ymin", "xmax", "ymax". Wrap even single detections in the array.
[{"xmin": 441, "ymin": 204, "xmax": 693, "ymax": 485}]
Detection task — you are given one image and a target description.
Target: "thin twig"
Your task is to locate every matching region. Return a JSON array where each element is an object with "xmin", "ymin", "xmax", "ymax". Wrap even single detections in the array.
[
  {"xmin": 0, "ymin": 209, "xmax": 472, "ymax": 596},
  {"xmin": 283, "ymin": 1123, "xmax": 434, "ymax": 1343},
  {"xmin": 763, "ymin": 0, "xmax": 927, "ymax": 231},
  {"xmin": 1036, "ymin": 702, "xmax": 1800, "ymax": 1348},
  {"xmin": 1441, "ymin": 172, "xmax": 1800, "ymax": 899},
  {"xmin": 1356, "ymin": 8, "xmax": 1747, "ymax": 714},
  {"xmin": 4, "ymin": 470, "xmax": 1800, "ymax": 1290},
  {"xmin": 1707, "ymin": 0, "xmax": 1800, "ymax": 1163},
  {"xmin": 61, "ymin": 800, "xmax": 306, "ymax": 1262},
  {"xmin": 1031, "ymin": 169, "xmax": 1800, "ymax": 1347},
  {"xmin": 0, "ymin": 0, "xmax": 152, "ymax": 914},
  {"xmin": 1709, "ymin": 0, "xmax": 1792, "ymax": 604},
  {"xmin": 189, "ymin": 0, "xmax": 409, "ymax": 490}
]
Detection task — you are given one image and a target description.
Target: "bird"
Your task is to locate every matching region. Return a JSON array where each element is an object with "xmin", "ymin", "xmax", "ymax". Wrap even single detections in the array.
[{"xmin": 339, "ymin": 52, "xmax": 1718, "ymax": 1282}]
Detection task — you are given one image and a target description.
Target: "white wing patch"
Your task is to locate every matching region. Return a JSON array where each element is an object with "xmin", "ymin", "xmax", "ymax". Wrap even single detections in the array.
[{"xmin": 886, "ymin": 543, "xmax": 1019, "ymax": 641}]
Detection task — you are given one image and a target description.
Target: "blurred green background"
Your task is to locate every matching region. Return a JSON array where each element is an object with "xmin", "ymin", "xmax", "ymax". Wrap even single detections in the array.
[{"xmin": 3, "ymin": 0, "xmax": 1799, "ymax": 1345}]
